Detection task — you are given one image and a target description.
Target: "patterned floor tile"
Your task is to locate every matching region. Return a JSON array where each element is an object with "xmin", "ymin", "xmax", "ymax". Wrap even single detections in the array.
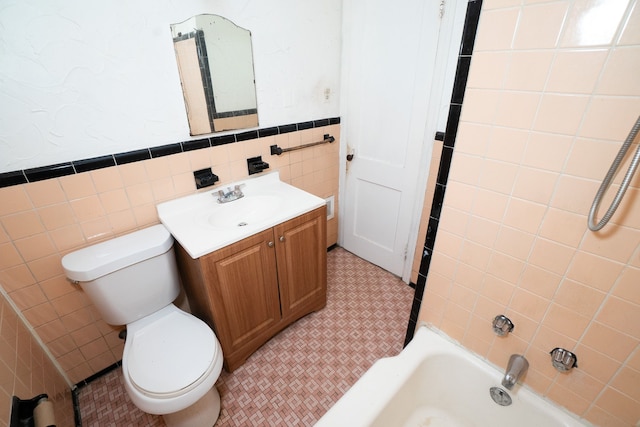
[{"xmin": 77, "ymin": 248, "xmax": 413, "ymax": 426}]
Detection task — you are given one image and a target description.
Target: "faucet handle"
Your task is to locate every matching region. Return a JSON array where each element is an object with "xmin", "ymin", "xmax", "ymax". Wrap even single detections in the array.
[
  {"xmin": 492, "ymin": 314, "xmax": 514, "ymax": 336},
  {"xmin": 233, "ymin": 183, "xmax": 245, "ymax": 198},
  {"xmin": 550, "ymin": 348, "xmax": 577, "ymax": 372}
]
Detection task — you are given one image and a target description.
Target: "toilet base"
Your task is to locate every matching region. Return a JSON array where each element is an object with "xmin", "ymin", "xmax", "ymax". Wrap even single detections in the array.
[{"xmin": 162, "ymin": 386, "xmax": 221, "ymax": 427}]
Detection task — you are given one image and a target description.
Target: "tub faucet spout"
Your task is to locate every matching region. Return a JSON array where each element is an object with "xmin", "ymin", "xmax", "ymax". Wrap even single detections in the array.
[{"xmin": 502, "ymin": 354, "xmax": 529, "ymax": 390}]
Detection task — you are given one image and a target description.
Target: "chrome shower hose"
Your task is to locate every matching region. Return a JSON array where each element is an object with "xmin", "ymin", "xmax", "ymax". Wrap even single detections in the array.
[{"xmin": 588, "ymin": 115, "xmax": 640, "ymax": 231}]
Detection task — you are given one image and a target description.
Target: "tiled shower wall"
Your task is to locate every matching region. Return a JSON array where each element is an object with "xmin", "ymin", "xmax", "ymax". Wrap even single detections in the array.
[
  {"xmin": 0, "ymin": 124, "xmax": 340, "ymax": 385},
  {"xmin": 418, "ymin": 1, "xmax": 640, "ymax": 426}
]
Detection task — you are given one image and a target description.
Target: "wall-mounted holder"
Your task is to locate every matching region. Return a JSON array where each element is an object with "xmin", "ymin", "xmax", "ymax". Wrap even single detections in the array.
[
  {"xmin": 10, "ymin": 393, "xmax": 50, "ymax": 427},
  {"xmin": 193, "ymin": 168, "xmax": 219, "ymax": 189},
  {"xmin": 492, "ymin": 314, "xmax": 514, "ymax": 336},
  {"xmin": 550, "ymin": 348, "xmax": 578, "ymax": 372},
  {"xmin": 270, "ymin": 134, "xmax": 335, "ymax": 155},
  {"xmin": 247, "ymin": 156, "xmax": 270, "ymax": 175}
]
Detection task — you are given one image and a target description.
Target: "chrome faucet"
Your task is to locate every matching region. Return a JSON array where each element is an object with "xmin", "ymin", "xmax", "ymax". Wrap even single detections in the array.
[
  {"xmin": 217, "ymin": 184, "xmax": 245, "ymax": 203},
  {"xmin": 502, "ymin": 354, "xmax": 529, "ymax": 390}
]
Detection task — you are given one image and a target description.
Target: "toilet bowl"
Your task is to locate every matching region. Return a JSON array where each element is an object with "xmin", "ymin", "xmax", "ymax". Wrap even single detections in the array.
[
  {"xmin": 62, "ymin": 225, "xmax": 224, "ymax": 427},
  {"xmin": 123, "ymin": 304, "xmax": 223, "ymax": 417}
]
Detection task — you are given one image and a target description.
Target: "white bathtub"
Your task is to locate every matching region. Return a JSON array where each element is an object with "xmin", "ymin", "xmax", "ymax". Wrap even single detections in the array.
[{"xmin": 316, "ymin": 325, "xmax": 588, "ymax": 427}]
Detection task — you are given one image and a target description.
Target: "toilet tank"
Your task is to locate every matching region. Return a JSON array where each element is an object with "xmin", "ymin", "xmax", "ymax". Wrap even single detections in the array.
[{"xmin": 61, "ymin": 225, "xmax": 181, "ymax": 325}]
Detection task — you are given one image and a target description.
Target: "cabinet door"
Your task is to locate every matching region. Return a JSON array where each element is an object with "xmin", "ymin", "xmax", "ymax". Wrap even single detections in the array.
[
  {"xmin": 200, "ymin": 228, "xmax": 280, "ymax": 360},
  {"xmin": 275, "ymin": 206, "xmax": 327, "ymax": 322}
]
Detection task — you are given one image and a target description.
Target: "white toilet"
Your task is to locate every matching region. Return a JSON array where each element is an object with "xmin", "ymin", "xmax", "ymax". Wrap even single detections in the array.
[{"xmin": 61, "ymin": 225, "xmax": 223, "ymax": 427}]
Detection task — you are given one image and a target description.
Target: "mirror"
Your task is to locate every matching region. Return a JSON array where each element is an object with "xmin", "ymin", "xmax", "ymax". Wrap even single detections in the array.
[{"xmin": 171, "ymin": 15, "xmax": 258, "ymax": 135}]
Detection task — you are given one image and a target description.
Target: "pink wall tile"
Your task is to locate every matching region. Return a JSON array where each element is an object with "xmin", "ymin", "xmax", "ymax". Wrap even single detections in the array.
[
  {"xmin": 455, "ymin": 263, "xmax": 484, "ymax": 292},
  {"xmin": 539, "ymin": 208, "xmax": 586, "ymax": 247},
  {"xmin": 485, "ymin": 127, "xmax": 528, "ymax": 163},
  {"xmin": 522, "ymin": 132, "xmax": 573, "ymax": 172},
  {"xmin": 107, "ymin": 210, "xmax": 137, "ymax": 235},
  {"xmin": 0, "ymin": 243, "xmax": 23, "ymax": 271},
  {"xmin": 14, "ymin": 234, "xmax": 56, "ymax": 262},
  {"xmin": 546, "ymin": 49, "xmax": 607, "ymax": 94},
  {"xmin": 550, "ymin": 175, "xmax": 599, "ymax": 214},
  {"xmin": 0, "ymin": 187, "xmax": 32, "ymax": 217},
  {"xmin": 98, "ymin": 189, "xmax": 131, "ymax": 214},
  {"xmin": 37, "ymin": 203, "xmax": 76, "ymax": 231},
  {"xmin": 512, "ymin": 167, "xmax": 557, "ymax": 205},
  {"xmin": 580, "ymin": 224, "xmax": 640, "ymax": 262},
  {"xmin": 610, "ymin": 366, "xmax": 640, "ymax": 402},
  {"xmin": 487, "ymin": 252, "xmax": 525, "ymax": 283},
  {"xmin": 2, "ymin": 211, "xmax": 45, "ymax": 241},
  {"xmin": 560, "ymin": 0, "xmax": 630, "ymax": 47},
  {"xmin": 466, "ymin": 216, "xmax": 500, "ymax": 248},
  {"xmin": 495, "ymin": 226, "xmax": 535, "ymax": 260},
  {"xmin": 596, "ymin": 46, "xmax": 640, "ymax": 96},
  {"xmin": 70, "ymin": 195, "xmax": 105, "ymax": 222},
  {"xmin": 513, "ymin": 2, "xmax": 569, "ymax": 49},
  {"xmin": 566, "ymin": 251, "xmax": 625, "ymax": 292},
  {"xmin": 518, "ymin": 264, "xmax": 561, "ymax": 299},
  {"xmin": 478, "ymin": 159, "xmax": 519, "ymax": 194},
  {"xmin": 580, "ymin": 96, "xmax": 640, "ymax": 140},
  {"xmin": 494, "ymin": 92, "xmax": 540, "ymax": 130},
  {"xmin": 613, "ymin": 267, "xmax": 640, "ymax": 304},
  {"xmin": 504, "ymin": 51, "xmax": 554, "ymax": 91},
  {"xmin": 22, "ymin": 302, "xmax": 58, "ymax": 328},
  {"xmin": 80, "ymin": 217, "xmax": 113, "ymax": 242},
  {"xmin": 554, "ymin": 279, "xmax": 606, "ymax": 317},
  {"xmin": 466, "ymin": 52, "xmax": 509, "ymax": 89},
  {"xmin": 594, "ymin": 386, "xmax": 640, "ymax": 426},
  {"xmin": 620, "ymin": 1, "xmax": 640, "ymax": 44},
  {"xmin": 90, "ymin": 167, "xmax": 124, "ymax": 193},
  {"xmin": 597, "ymin": 296, "xmax": 640, "ymax": 337},
  {"xmin": 25, "ymin": 180, "xmax": 67, "ymax": 208},
  {"xmin": 481, "ymin": 275, "xmax": 515, "ymax": 306},
  {"xmin": 59, "ymin": 173, "xmax": 96, "ymax": 200},
  {"xmin": 534, "ymin": 94, "xmax": 589, "ymax": 135},
  {"xmin": 502, "ymin": 199, "xmax": 547, "ymax": 234},
  {"xmin": 474, "ymin": 8, "xmax": 519, "ymax": 51},
  {"xmin": 35, "ymin": 319, "xmax": 67, "ymax": 344},
  {"xmin": 118, "ymin": 162, "xmax": 149, "ymax": 185},
  {"xmin": 460, "ymin": 89, "xmax": 501, "ymax": 123},
  {"xmin": 49, "ymin": 225, "xmax": 85, "ymax": 252},
  {"xmin": 0, "ymin": 266, "xmax": 36, "ymax": 293}
]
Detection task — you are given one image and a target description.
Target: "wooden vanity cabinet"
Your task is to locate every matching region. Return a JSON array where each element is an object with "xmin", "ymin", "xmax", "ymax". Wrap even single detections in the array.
[{"xmin": 175, "ymin": 206, "xmax": 327, "ymax": 372}]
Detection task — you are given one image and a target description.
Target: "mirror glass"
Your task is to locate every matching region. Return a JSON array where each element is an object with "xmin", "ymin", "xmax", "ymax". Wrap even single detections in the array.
[{"xmin": 171, "ymin": 15, "xmax": 258, "ymax": 135}]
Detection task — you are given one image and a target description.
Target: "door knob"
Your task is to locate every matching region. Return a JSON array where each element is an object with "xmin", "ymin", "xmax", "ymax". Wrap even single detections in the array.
[
  {"xmin": 346, "ymin": 153, "xmax": 354, "ymax": 161},
  {"xmin": 267, "ymin": 241, "xmax": 274, "ymax": 247},
  {"xmin": 279, "ymin": 236, "xmax": 285, "ymax": 242}
]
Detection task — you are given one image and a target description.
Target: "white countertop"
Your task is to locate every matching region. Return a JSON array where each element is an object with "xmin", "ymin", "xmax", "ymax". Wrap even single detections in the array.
[{"xmin": 157, "ymin": 172, "xmax": 326, "ymax": 259}]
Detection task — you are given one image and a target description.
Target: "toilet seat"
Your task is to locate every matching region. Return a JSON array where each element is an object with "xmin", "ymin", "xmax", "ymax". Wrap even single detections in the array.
[{"xmin": 126, "ymin": 310, "xmax": 218, "ymax": 398}]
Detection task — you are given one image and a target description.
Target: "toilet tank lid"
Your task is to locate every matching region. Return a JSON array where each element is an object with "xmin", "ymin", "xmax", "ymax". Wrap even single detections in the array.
[{"xmin": 61, "ymin": 225, "xmax": 174, "ymax": 282}]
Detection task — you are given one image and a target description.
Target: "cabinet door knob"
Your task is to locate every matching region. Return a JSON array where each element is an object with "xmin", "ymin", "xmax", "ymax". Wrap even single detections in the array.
[
  {"xmin": 279, "ymin": 236, "xmax": 285, "ymax": 242},
  {"xmin": 268, "ymin": 241, "xmax": 274, "ymax": 247}
]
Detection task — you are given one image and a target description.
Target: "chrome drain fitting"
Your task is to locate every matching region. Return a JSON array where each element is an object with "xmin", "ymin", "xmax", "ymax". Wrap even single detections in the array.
[{"xmin": 490, "ymin": 386, "xmax": 512, "ymax": 406}]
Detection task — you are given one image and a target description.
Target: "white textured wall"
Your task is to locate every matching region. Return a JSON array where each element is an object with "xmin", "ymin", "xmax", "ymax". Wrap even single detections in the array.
[{"xmin": 0, "ymin": 0, "xmax": 342, "ymax": 172}]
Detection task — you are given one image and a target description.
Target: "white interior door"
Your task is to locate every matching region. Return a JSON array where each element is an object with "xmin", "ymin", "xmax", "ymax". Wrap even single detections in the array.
[{"xmin": 340, "ymin": 0, "xmax": 444, "ymax": 277}]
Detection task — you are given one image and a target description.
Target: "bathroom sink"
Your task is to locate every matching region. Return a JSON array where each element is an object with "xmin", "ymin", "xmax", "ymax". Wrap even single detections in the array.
[
  {"xmin": 206, "ymin": 195, "xmax": 283, "ymax": 228},
  {"xmin": 157, "ymin": 172, "xmax": 325, "ymax": 258}
]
